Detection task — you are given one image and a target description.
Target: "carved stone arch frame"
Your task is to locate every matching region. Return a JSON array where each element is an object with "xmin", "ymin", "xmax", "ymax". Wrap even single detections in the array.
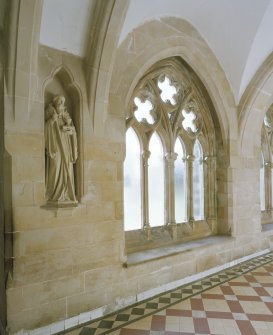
[
  {"xmin": 42, "ymin": 65, "xmax": 84, "ymax": 204},
  {"xmin": 123, "ymin": 58, "xmax": 219, "ymax": 249},
  {"xmin": 113, "ymin": 18, "xmax": 234, "ymax": 250},
  {"xmin": 239, "ymin": 52, "xmax": 273, "ymax": 230}
]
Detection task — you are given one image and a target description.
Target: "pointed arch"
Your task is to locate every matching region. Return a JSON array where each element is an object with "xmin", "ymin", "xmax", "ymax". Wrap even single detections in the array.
[
  {"xmin": 85, "ymin": 0, "xmax": 129, "ymax": 135},
  {"xmin": 239, "ymin": 52, "xmax": 273, "ymax": 157}
]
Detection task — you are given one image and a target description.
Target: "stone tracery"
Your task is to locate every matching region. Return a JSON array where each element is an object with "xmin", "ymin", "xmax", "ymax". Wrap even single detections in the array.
[{"xmin": 124, "ymin": 58, "xmax": 217, "ymax": 249}]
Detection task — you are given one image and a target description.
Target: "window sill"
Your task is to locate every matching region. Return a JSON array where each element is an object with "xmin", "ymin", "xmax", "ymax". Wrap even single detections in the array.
[
  {"xmin": 125, "ymin": 220, "xmax": 215, "ymax": 254},
  {"xmin": 123, "ymin": 235, "xmax": 233, "ymax": 267},
  {"xmin": 262, "ymin": 222, "xmax": 273, "ymax": 233}
]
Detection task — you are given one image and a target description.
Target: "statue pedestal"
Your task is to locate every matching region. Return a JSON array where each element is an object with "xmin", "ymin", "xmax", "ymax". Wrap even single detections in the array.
[{"xmin": 45, "ymin": 200, "xmax": 78, "ymax": 209}]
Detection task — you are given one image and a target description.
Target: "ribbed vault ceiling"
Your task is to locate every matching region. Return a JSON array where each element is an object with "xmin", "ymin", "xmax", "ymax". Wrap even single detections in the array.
[{"xmin": 40, "ymin": 0, "xmax": 273, "ymax": 104}]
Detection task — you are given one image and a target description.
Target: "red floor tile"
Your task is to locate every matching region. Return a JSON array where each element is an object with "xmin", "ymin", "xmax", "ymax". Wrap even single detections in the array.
[
  {"xmin": 265, "ymin": 302, "xmax": 273, "ymax": 313},
  {"xmin": 244, "ymin": 274, "xmax": 258, "ymax": 282},
  {"xmin": 193, "ymin": 318, "xmax": 210, "ymax": 334},
  {"xmin": 226, "ymin": 300, "xmax": 244, "ymax": 313},
  {"xmin": 206, "ymin": 311, "xmax": 233, "ymax": 319},
  {"xmin": 151, "ymin": 315, "xmax": 166, "ymax": 331},
  {"xmin": 253, "ymin": 287, "xmax": 269, "ymax": 296},
  {"xmin": 166, "ymin": 309, "xmax": 192, "ymax": 317},
  {"xmin": 190, "ymin": 298, "xmax": 204, "ymax": 310},
  {"xmin": 247, "ymin": 313, "xmax": 273, "ymax": 322},
  {"xmin": 236, "ymin": 320, "xmax": 257, "ymax": 335},
  {"xmin": 229, "ymin": 282, "xmax": 250, "ymax": 287},
  {"xmin": 220, "ymin": 285, "xmax": 234, "ymax": 295},
  {"xmin": 236, "ymin": 295, "xmax": 261, "ymax": 301},
  {"xmin": 201, "ymin": 293, "xmax": 225, "ymax": 300}
]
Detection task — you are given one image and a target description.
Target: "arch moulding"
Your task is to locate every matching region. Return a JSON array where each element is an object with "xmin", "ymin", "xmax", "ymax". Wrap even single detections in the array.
[
  {"xmin": 239, "ymin": 52, "xmax": 273, "ymax": 158},
  {"xmin": 109, "ymin": 17, "xmax": 237, "ymax": 151}
]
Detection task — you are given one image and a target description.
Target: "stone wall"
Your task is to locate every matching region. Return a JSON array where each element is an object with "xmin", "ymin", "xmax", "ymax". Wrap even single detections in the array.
[
  {"xmin": 3, "ymin": 2, "xmax": 273, "ymax": 334},
  {"xmin": 0, "ymin": 31, "xmax": 6, "ymax": 334}
]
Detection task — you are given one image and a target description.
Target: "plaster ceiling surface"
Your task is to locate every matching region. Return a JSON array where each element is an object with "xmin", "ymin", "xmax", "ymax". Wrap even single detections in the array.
[
  {"xmin": 119, "ymin": 0, "xmax": 273, "ymax": 103},
  {"xmin": 40, "ymin": 0, "xmax": 273, "ymax": 104},
  {"xmin": 40, "ymin": 0, "xmax": 95, "ymax": 56}
]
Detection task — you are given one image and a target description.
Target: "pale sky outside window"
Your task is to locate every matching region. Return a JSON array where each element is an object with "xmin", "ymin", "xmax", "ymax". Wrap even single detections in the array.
[
  {"xmin": 148, "ymin": 133, "xmax": 164, "ymax": 227},
  {"xmin": 193, "ymin": 140, "xmax": 204, "ymax": 220},
  {"xmin": 174, "ymin": 139, "xmax": 187, "ymax": 222},
  {"xmin": 182, "ymin": 110, "xmax": 197, "ymax": 132},
  {"xmin": 134, "ymin": 97, "xmax": 155, "ymax": 124},
  {"xmin": 260, "ymin": 153, "xmax": 265, "ymax": 211},
  {"xmin": 157, "ymin": 76, "xmax": 177, "ymax": 105},
  {"xmin": 124, "ymin": 128, "xmax": 141, "ymax": 230}
]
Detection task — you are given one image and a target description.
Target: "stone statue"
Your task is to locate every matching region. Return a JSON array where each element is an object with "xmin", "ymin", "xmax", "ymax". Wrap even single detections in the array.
[{"xmin": 45, "ymin": 95, "xmax": 78, "ymax": 207}]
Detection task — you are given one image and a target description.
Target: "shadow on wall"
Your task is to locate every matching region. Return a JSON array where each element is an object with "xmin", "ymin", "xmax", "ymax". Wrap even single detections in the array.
[{"xmin": 0, "ymin": 149, "xmax": 13, "ymax": 334}]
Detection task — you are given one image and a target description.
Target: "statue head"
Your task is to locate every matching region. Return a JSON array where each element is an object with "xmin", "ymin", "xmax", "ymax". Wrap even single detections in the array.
[{"xmin": 53, "ymin": 95, "xmax": 65, "ymax": 112}]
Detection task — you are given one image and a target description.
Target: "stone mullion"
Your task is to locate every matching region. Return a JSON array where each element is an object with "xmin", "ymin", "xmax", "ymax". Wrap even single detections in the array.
[
  {"xmin": 165, "ymin": 152, "xmax": 178, "ymax": 238},
  {"xmin": 204, "ymin": 156, "xmax": 217, "ymax": 233},
  {"xmin": 268, "ymin": 162, "xmax": 272, "ymax": 210},
  {"xmin": 186, "ymin": 155, "xmax": 195, "ymax": 223},
  {"xmin": 142, "ymin": 150, "xmax": 151, "ymax": 238},
  {"xmin": 265, "ymin": 162, "xmax": 271, "ymax": 211}
]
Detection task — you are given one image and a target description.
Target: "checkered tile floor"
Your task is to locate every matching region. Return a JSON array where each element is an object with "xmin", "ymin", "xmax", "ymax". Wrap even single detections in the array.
[{"xmin": 61, "ymin": 252, "xmax": 273, "ymax": 335}]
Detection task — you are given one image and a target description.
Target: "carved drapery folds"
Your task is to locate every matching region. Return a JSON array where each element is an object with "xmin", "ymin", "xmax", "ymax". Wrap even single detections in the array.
[
  {"xmin": 125, "ymin": 57, "xmax": 217, "ymax": 242},
  {"xmin": 45, "ymin": 95, "xmax": 78, "ymax": 207}
]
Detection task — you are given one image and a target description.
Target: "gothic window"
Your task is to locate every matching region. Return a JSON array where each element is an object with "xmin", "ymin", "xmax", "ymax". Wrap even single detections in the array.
[{"xmin": 124, "ymin": 58, "xmax": 217, "ymax": 249}]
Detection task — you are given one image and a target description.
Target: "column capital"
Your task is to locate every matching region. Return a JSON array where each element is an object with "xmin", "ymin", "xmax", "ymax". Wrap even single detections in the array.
[
  {"xmin": 142, "ymin": 150, "xmax": 151, "ymax": 160},
  {"xmin": 186, "ymin": 154, "xmax": 195, "ymax": 162},
  {"xmin": 165, "ymin": 152, "xmax": 178, "ymax": 163},
  {"xmin": 204, "ymin": 155, "xmax": 216, "ymax": 165},
  {"xmin": 204, "ymin": 155, "xmax": 216, "ymax": 162}
]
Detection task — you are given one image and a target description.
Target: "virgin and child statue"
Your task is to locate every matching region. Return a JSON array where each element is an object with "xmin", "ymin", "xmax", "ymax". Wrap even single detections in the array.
[{"xmin": 45, "ymin": 95, "xmax": 78, "ymax": 207}]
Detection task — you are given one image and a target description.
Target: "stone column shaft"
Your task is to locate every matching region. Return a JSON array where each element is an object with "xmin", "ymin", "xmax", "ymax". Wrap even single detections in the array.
[
  {"xmin": 265, "ymin": 162, "xmax": 272, "ymax": 210},
  {"xmin": 186, "ymin": 155, "xmax": 194, "ymax": 222},
  {"xmin": 142, "ymin": 150, "xmax": 150, "ymax": 231},
  {"xmin": 165, "ymin": 152, "xmax": 177, "ymax": 226}
]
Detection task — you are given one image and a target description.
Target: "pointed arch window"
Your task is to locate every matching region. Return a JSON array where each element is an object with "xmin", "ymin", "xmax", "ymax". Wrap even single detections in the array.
[{"xmin": 123, "ymin": 57, "xmax": 217, "ymax": 250}]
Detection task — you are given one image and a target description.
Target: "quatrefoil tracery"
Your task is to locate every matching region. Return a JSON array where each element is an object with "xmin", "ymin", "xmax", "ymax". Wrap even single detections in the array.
[
  {"xmin": 130, "ymin": 70, "xmax": 203, "ymax": 140},
  {"xmin": 157, "ymin": 75, "xmax": 179, "ymax": 106}
]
